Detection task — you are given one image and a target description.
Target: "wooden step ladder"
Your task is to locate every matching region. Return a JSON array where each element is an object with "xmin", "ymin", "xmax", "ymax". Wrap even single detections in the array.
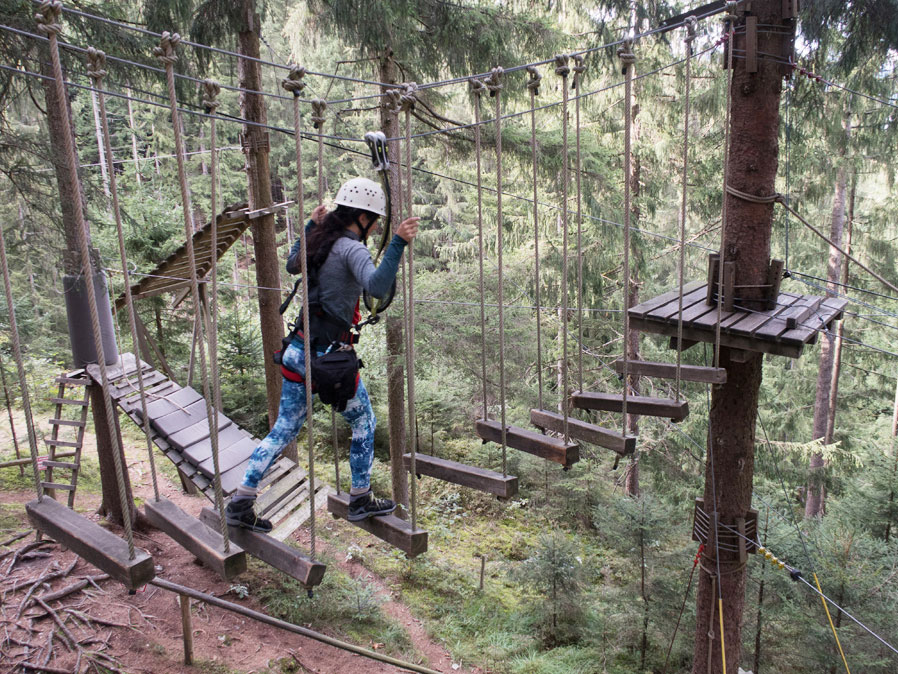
[
  {"xmin": 403, "ymin": 453, "xmax": 518, "ymax": 499},
  {"xmin": 43, "ymin": 370, "xmax": 90, "ymax": 506},
  {"xmin": 475, "ymin": 419, "xmax": 579, "ymax": 468}
]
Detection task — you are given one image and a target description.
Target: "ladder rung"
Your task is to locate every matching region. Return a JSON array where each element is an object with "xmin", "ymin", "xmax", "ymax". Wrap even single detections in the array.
[
  {"xmin": 55, "ymin": 375, "xmax": 88, "ymax": 385},
  {"xmin": 42, "ymin": 460, "xmax": 79, "ymax": 470},
  {"xmin": 50, "ymin": 398, "xmax": 89, "ymax": 407},
  {"xmin": 41, "ymin": 482, "xmax": 76, "ymax": 491},
  {"xmin": 45, "ymin": 439, "xmax": 82, "ymax": 449},
  {"xmin": 51, "ymin": 451, "xmax": 77, "ymax": 459},
  {"xmin": 49, "ymin": 418, "xmax": 87, "ymax": 428}
]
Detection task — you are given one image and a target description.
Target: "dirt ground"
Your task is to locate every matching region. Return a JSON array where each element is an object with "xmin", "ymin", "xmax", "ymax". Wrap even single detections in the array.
[{"xmin": 0, "ymin": 456, "xmax": 476, "ymax": 674}]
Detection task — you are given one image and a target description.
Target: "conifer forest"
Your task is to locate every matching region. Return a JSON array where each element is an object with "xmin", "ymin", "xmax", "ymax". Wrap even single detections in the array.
[{"xmin": 1, "ymin": 1, "xmax": 897, "ymax": 673}]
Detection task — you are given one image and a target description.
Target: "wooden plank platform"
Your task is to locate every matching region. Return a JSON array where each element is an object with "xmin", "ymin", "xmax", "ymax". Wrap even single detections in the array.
[
  {"xmin": 629, "ymin": 282, "xmax": 848, "ymax": 359},
  {"xmin": 571, "ymin": 392, "xmax": 689, "ymax": 422},
  {"xmin": 26, "ymin": 497, "xmax": 155, "ymax": 589},
  {"xmin": 403, "ymin": 453, "xmax": 518, "ymax": 499},
  {"xmin": 144, "ymin": 498, "xmax": 246, "ymax": 580},
  {"xmin": 327, "ymin": 492, "xmax": 428, "ymax": 558},
  {"xmin": 611, "ymin": 359, "xmax": 727, "ymax": 384},
  {"xmin": 194, "ymin": 437, "xmax": 257, "ymax": 479},
  {"xmin": 475, "ymin": 419, "xmax": 579, "ymax": 468},
  {"xmin": 529, "ymin": 408, "xmax": 636, "ymax": 456},
  {"xmin": 199, "ymin": 507, "xmax": 326, "ymax": 588}
]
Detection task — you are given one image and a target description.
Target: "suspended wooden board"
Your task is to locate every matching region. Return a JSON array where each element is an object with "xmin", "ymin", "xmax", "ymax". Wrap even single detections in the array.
[
  {"xmin": 403, "ymin": 453, "xmax": 518, "ymax": 499},
  {"xmin": 475, "ymin": 419, "xmax": 579, "ymax": 468},
  {"xmin": 199, "ymin": 507, "xmax": 326, "ymax": 589},
  {"xmin": 327, "ymin": 492, "xmax": 428, "ymax": 558},
  {"xmin": 529, "ymin": 409, "xmax": 636, "ymax": 456},
  {"xmin": 628, "ymin": 281, "xmax": 848, "ymax": 359},
  {"xmin": 571, "ymin": 392, "xmax": 689, "ymax": 422},
  {"xmin": 611, "ymin": 359, "xmax": 727, "ymax": 384},
  {"xmin": 26, "ymin": 497, "xmax": 155, "ymax": 590}
]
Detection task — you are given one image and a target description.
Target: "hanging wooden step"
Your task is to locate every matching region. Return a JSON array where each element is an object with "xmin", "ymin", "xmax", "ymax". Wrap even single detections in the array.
[
  {"xmin": 26, "ymin": 497, "xmax": 155, "ymax": 590},
  {"xmin": 475, "ymin": 419, "xmax": 579, "ymax": 468},
  {"xmin": 529, "ymin": 409, "xmax": 636, "ymax": 456},
  {"xmin": 327, "ymin": 492, "xmax": 428, "ymax": 558},
  {"xmin": 403, "ymin": 453, "xmax": 518, "ymax": 499},
  {"xmin": 144, "ymin": 498, "xmax": 246, "ymax": 580},
  {"xmin": 571, "ymin": 392, "xmax": 689, "ymax": 422},
  {"xmin": 611, "ymin": 359, "xmax": 727, "ymax": 384},
  {"xmin": 199, "ymin": 507, "xmax": 326, "ymax": 589}
]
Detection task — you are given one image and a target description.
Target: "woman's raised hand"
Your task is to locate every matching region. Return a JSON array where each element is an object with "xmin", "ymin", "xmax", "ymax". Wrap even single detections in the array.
[
  {"xmin": 396, "ymin": 216, "xmax": 420, "ymax": 243},
  {"xmin": 311, "ymin": 204, "xmax": 328, "ymax": 224}
]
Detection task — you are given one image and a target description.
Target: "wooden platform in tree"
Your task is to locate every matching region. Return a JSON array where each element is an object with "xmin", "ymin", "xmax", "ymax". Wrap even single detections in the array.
[
  {"xmin": 26, "ymin": 497, "xmax": 155, "ymax": 590},
  {"xmin": 475, "ymin": 419, "xmax": 579, "ymax": 468},
  {"xmin": 529, "ymin": 408, "xmax": 637, "ymax": 456},
  {"xmin": 628, "ymin": 281, "xmax": 848, "ymax": 359},
  {"xmin": 327, "ymin": 492, "xmax": 428, "ymax": 558},
  {"xmin": 403, "ymin": 453, "xmax": 518, "ymax": 499}
]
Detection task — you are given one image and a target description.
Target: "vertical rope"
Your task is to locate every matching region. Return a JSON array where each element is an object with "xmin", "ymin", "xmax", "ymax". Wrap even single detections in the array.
[
  {"xmin": 283, "ymin": 66, "xmax": 317, "ymax": 556},
  {"xmin": 676, "ymin": 18, "xmax": 697, "ymax": 400},
  {"xmin": 572, "ymin": 55, "xmax": 586, "ymax": 395},
  {"xmin": 38, "ymin": 1, "xmax": 136, "ymax": 558},
  {"xmin": 617, "ymin": 43, "xmax": 636, "ymax": 438},
  {"xmin": 813, "ymin": 572, "xmax": 852, "ymax": 674},
  {"xmin": 554, "ymin": 56, "xmax": 571, "ymax": 443},
  {"xmin": 526, "ymin": 67, "xmax": 544, "ymax": 409},
  {"xmin": 485, "ymin": 68, "xmax": 508, "ymax": 474},
  {"xmin": 470, "ymin": 79, "xmax": 489, "ymax": 422},
  {"xmin": 203, "ymin": 79, "xmax": 223, "ymax": 414},
  {"xmin": 0, "ymin": 220, "xmax": 42, "ymax": 500},
  {"xmin": 87, "ymin": 47, "xmax": 160, "ymax": 502},
  {"xmin": 154, "ymin": 31, "xmax": 229, "ymax": 553}
]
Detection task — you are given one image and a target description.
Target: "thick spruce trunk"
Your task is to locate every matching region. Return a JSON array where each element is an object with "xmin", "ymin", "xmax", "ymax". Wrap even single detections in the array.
[{"xmin": 692, "ymin": 4, "xmax": 794, "ymax": 671}]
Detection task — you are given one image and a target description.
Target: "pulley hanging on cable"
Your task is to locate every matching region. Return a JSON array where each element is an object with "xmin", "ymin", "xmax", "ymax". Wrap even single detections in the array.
[{"xmin": 360, "ymin": 130, "xmax": 397, "ymax": 322}]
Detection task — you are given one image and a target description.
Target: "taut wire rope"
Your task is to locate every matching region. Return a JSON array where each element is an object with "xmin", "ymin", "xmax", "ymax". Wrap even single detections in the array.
[
  {"xmin": 38, "ymin": 0, "xmax": 136, "ymax": 558},
  {"xmin": 676, "ymin": 17, "xmax": 697, "ymax": 400},
  {"xmin": 283, "ymin": 65, "xmax": 318, "ymax": 557},
  {"xmin": 486, "ymin": 67, "xmax": 509, "ymax": 475},
  {"xmin": 471, "ymin": 78, "xmax": 489, "ymax": 423},
  {"xmin": 526, "ymin": 66, "xmax": 544, "ymax": 409},
  {"xmin": 203, "ymin": 78, "xmax": 223, "ymax": 414},
  {"xmin": 555, "ymin": 55, "xmax": 571, "ymax": 443},
  {"xmin": 572, "ymin": 54, "xmax": 586, "ymax": 394},
  {"xmin": 86, "ymin": 46, "xmax": 159, "ymax": 502},
  {"xmin": 617, "ymin": 42, "xmax": 635, "ymax": 441},
  {"xmin": 154, "ymin": 30, "xmax": 229, "ymax": 553}
]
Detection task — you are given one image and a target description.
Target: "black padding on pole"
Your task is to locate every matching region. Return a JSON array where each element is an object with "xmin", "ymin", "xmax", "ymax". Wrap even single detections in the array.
[{"xmin": 64, "ymin": 272, "xmax": 119, "ymax": 367}]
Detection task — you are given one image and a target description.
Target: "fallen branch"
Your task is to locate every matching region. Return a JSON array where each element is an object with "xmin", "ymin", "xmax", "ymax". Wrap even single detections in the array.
[
  {"xmin": 38, "ymin": 574, "xmax": 109, "ymax": 603},
  {"xmin": 32, "ymin": 597, "xmax": 78, "ymax": 651},
  {"xmin": 0, "ymin": 530, "xmax": 31, "ymax": 548}
]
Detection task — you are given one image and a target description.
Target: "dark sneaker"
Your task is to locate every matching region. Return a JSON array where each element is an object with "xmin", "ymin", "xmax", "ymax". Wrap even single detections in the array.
[
  {"xmin": 225, "ymin": 499, "xmax": 272, "ymax": 533},
  {"xmin": 347, "ymin": 491, "xmax": 397, "ymax": 521}
]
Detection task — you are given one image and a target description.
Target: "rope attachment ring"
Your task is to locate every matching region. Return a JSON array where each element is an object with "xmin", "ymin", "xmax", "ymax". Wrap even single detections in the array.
[
  {"xmin": 202, "ymin": 79, "xmax": 221, "ymax": 113},
  {"xmin": 617, "ymin": 41, "xmax": 636, "ymax": 75},
  {"xmin": 526, "ymin": 65, "xmax": 541, "ymax": 95},
  {"xmin": 85, "ymin": 47, "xmax": 107, "ymax": 82},
  {"xmin": 484, "ymin": 66, "xmax": 503, "ymax": 97},
  {"xmin": 153, "ymin": 31, "xmax": 181, "ymax": 65},
  {"xmin": 684, "ymin": 15, "xmax": 698, "ymax": 54},
  {"xmin": 399, "ymin": 82, "xmax": 418, "ymax": 112},
  {"xmin": 35, "ymin": 1, "xmax": 63, "ymax": 36},
  {"xmin": 282, "ymin": 65, "xmax": 307, "ymax": 97},
  {"xmin": 310, "ymin": 98, "xmax": 327, "ymax": 129}
]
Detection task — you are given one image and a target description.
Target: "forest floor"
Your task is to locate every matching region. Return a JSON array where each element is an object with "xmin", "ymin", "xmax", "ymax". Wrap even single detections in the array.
[{"xmin": 0, "ymin": 408, "xmax": 480, "ymax": 674}]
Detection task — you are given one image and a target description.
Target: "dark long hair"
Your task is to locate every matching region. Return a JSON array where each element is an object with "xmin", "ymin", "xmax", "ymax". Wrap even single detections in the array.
[{"xmin": 306, "ymin": 205, "xmax": 376, "ymax": 269}]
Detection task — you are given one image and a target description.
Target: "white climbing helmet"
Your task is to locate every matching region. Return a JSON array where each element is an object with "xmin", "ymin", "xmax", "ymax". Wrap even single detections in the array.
[{"xmin": 334, "ymin": 177, "xmax": 386, "ymax": 216}]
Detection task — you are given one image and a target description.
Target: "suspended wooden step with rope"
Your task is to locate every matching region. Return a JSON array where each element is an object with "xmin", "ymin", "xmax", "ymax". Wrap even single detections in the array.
[
  {"xmin": 529, "ymin": 409, "xmax": 636, "ymax": 457},
  {"xmin": 403, "ymin": 452, "xmax": 518, "ymax": 499},
  {"xmin": 610, "ymin": 359, "xmax": 727, "ymax": 384},
  {"xmin": 475, "ymin": 419, "xmax": 579, "ymax": 468},
  {"xmin": 327, "ymin": 492, "xmax": 428, "ymax": 558},
  {"xmin": 570, "ymin": 391, "xmax": 690, "ymax": 422}
]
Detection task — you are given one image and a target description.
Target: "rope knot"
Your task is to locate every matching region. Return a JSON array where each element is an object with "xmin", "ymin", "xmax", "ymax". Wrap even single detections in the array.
[
  {"xmin": 617, "ymin": 42, "xmax": 636, "ymax": 74},
  {"xmin": 399, "ymin": 82, "xmax": 418, "ymax": 111},
  {"xmin": 554, "ymin": 54, "xmax": 570, "ymax": 77},
  {"xmin": 85, "ymin": 47, "xmax": 107, "ymax": 82},
  {"xmin": 723, "ymin": 0, "xmax": 739, "ymax": 22},
  {"xmin": 202, "ymin": 79, "xmax": 221, "ymax": 112},
  {"xmin": 153, "ymin": 32, "xmax": 181, "ymax": 66},
  {"xmin": 35, "ymin": 1, "xmax": 63, "ymax": 36},
  {"xmin": 281, "ymin": 65, "xmax": 307, "ymax": 96},
  {"xmin": 468, "ymin": 77, "xmax": 488, "ymax": 98},
  {"xmin": 310, "ymin": 98, "xmax": 327, "ymax": 129},
  {"xmin": 484, "ymin": 67, "xmax": 503, "ymax": 96},
  {"xmin": 571, "ymin": 54, "xmax": 586, "ymax": 89},
  {"xmin": 684, "ymin": 15, "xmax": 698, "ymax": 49},
  {"xmin": 526, "ymin": 65, "xmax": 541, "ymax": 95}
]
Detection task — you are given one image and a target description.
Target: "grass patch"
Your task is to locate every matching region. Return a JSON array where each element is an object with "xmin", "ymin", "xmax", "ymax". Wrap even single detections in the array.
[{"xmin": 0, "ymin": 502, "xmax": 28, "ymax": 536}]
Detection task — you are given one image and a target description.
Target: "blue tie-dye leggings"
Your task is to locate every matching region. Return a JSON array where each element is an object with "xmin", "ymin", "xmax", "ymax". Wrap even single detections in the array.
[{"xmin": 241, "ymin": 340, "xmax": 375, "ymax": 491}]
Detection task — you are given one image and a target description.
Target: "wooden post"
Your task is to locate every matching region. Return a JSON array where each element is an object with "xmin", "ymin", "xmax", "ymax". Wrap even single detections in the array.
[{"xmin": 179, "ymin": 593, "xmax": 194, "ymax": 665}]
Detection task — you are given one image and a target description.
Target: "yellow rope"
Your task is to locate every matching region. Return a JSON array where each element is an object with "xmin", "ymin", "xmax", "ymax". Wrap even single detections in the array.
[
  {"xmin": 718, "ymin": 597, "xmax": 727, "ymax": 674},
  {"xmin": 813, "ymin": 572, "xmax": 852, "ymax": 674}
]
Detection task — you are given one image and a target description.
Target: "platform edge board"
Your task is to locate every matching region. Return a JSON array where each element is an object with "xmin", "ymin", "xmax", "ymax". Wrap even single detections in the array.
[
  {"xmin": 402, "ymin": 453, "xmax": 518, "ymax": 498},
  {"xmin": 474, "ymin": 419, "xmax": 580, "ymax": 467},
  {"xmin": 144, "ymin": 498, "xmax": 246, "ymax": 580},
  {"xmin": 198, "ymin": 507, "xmax": 326, "ymax": 587},
  {"xmin": 629, "ymin": 280, "xmax": 705, "ymax": 319},
  {"xmin": 570, "ymin": 392, "xmax": 689, "ymax": 422},
  {"xmin": 327, "ymin": 492, "xmax": 428, "ymax": 558},
  {"xmin": 610, "ymin": 359, "xmax": 727, "ymax": 385},
  {"xmin": 26, "ymin": 497, "xmax": 155, "ymax": 590},
  {"xmin": 529, "ymin": 408, "xmax": 637, "ymax": 456}
]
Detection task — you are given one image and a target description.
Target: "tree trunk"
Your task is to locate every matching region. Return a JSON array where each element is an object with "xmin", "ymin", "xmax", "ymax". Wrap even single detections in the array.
[
  {"xmin": 692, "ymin": 5, "xmax": 794, "ymax": 672},
  {"xmin": 379, "ymin": 50, "xmax": 409, "ymax": 511},
  {"xmin": 805, "ymin": 118, "xmax": 849, "ymax": 518},
  {"xmin": 126, "ymin": 88, "xmax": 142, "ymax": 187},
  {"xmin": 90, "ymin": 88, "xmax": 111, "ymax": 199},
  {"xmin": 237, "ymin": 2, "xmax": 290, "ymax": 457}
]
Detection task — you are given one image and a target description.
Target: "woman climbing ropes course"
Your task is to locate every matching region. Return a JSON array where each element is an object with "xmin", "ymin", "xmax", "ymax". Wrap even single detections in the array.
[{"xmin": 225, "ymin": 177, "xmax": 421, "ymax": 532}]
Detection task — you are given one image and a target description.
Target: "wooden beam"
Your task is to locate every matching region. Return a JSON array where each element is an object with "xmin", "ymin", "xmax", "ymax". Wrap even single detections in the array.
[
  {"xmin": 571, "ymin": 392, "xmax": 689, "ymax": 422},
  {"xmin": 199, "ymin": 507, "xmax": 326, "ymax": 588},
  {"xmin": 26, "ymin": 497, "xmax": 155, "ymax": 590},
  {"xmin": 144, "ymin": 498, "xmax": 246, "ymax": 580},
  {"xmin": 327, "ymin": 492, "xmax": 428, "ymax": 558},
  {"xmin": 610, "ymin": 359, "xmax": 727, "ymax": 384},
  {"xmin": 475, "ymin": 419, "xmax": 579, "ymax": 468},
  {"xmin": 402, "ymin": 453, "xmax": 518, "ymax": 499},
  {"xmin": 529, "ymin": 408, "xmax": 636, "ymax": 455}
]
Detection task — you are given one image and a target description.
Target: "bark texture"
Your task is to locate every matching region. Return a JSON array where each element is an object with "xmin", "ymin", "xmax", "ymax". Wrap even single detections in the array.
[{"xmin": 692, "ymin": 4, "xmax": 794, "ymax": 672}]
